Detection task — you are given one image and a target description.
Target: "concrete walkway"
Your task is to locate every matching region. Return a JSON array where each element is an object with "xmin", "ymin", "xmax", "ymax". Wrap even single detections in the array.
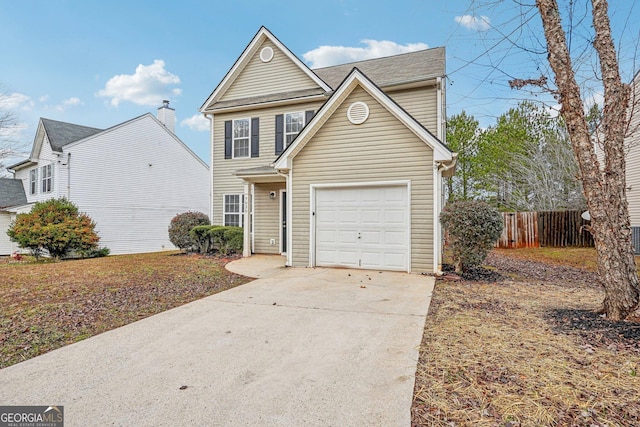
[{"xmin": 0, "ymin": 257, "xmax": 434, "ymax": 426}]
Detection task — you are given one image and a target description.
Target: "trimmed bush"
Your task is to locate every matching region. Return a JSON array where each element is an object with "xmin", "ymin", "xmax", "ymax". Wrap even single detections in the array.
[
  {"xmin": 189, "ymin": 225, "xmax": 243, "ymax": 255},
  {"xmin": 222, "ymin": 227, "xmax": 243, "ymax": 255},
  {"xmin": 440, "ymin": 200, "xmax": 503, "ymax": 272},
  {"xmin": 168, "ymin": 211, "xmax": 210, "ymax": 251},
  {"xmin": 7, "ymin": 198, "xmax": 100, "ymax": 260}
]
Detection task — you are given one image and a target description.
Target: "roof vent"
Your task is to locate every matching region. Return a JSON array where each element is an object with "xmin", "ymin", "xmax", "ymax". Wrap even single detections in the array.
[
  {"xmin": 347, "ymin": 101, "xmax": 369, "ymax": 125},
  {"xmin": 260, "ymin": 46, "xmax": 274, "ymax": 63}
]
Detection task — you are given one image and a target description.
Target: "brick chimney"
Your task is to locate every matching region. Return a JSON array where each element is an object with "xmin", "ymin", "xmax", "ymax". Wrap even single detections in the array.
[{"xmin": 157, "ymin": 100, "xmax": 175, "ymax": 133}]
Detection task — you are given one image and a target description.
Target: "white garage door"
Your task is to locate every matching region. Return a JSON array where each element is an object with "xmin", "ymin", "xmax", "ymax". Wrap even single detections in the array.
[{"xmin": 315, "ymin": 185, "xmax": 408, "ymax": 271}]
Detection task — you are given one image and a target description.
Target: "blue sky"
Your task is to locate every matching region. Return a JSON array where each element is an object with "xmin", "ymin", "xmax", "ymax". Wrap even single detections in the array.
[{"xmin": 2, "ymin": 0, "xmax": 639, "ymax": 166}]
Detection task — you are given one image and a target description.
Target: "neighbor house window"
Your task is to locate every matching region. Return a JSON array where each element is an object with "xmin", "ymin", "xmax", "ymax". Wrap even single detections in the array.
[
  {"xmin": 233, "ymin": 118, "xmax": 250, "ymax": 158},
  {"xmin": 285, "ymin": 111, "xmax": 304, "ymax": 146},
  {"xmin": 224, "ymin": 194, "xmax": 245, "ymax": 227},
  {"xmin": 29, "ymin": 169, "xmax": 38, "ymax": 195},
  {"xmin": 41, "ymin": 164, "xmax": 53, "ymax": 193}
]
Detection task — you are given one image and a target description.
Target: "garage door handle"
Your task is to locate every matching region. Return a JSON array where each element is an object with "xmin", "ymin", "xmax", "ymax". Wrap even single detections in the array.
[{"xmin": 358, "ymin": 233, "xmax": 361, "ymax": 239}]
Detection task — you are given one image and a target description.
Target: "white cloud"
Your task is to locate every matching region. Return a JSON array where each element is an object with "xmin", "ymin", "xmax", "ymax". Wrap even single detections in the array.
[
  {"xmin": 39, "ymin": 95, "xmax": 49, "ymax": 103},
  {"xmin": 96, "ymin": 59, "xmax": 181, "ymax": 107},
  {"xmin": 303, "ymin": 39, "xmax": 429, "ymax": 68},
  {"xmin": 1, "ymin": 92, "xmax": 34, "ymax": 111},
  {"xmin": 180, "ymin": 114, "xmax": 209, "ymax": 132},
  {"xmin": 56, "ymin": 97, "xmax": 83, "ymax": 112},
  {"xmin": 455, "ymin": 15, "xmax": 491, "ymax": 31}
]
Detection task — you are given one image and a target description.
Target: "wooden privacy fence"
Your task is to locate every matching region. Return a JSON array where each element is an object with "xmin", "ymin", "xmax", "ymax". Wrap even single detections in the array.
[{"xmin": 496, "ymin": 210, "xmax": 594, "ymax": 249}]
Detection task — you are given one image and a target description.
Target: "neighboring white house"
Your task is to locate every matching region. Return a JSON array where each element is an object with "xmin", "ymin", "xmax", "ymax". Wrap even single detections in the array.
[{"xmin": 2, "ymin": 102, "xmax": 210, "ymax": 255}]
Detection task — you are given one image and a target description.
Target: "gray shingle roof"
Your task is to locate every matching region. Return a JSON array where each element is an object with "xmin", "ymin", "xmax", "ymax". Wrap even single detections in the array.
[
  {"xmin": 41, "ymin": 118, "xmax": 103, "ymax": 152},
  {"xmin": 0, "ymin": 178, "xmax": 27, "ymax": 209},
  {"xmin": 313, "ymin": 47, "xmax": 445, "ymax": 89}
]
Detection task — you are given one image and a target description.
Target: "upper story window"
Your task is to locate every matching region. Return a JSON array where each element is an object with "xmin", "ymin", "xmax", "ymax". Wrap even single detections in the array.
[
  {"xmin": 41, "ymin": 164, "xmax": 53, "ymax": 193},
  {"xmin": 29, "ymin": 169, "xmax": 38, "ymax": 195},
  {"xmin": 285, "ymin": 112, "xmax": 305, "ymax": 146},
  {"xmin": 233, "ymin": 118, "xmax": 250, "ymax": 158}
]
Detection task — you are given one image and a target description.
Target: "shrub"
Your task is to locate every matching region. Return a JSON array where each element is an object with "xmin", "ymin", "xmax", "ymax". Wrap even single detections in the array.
[
  {"xmin": 440, "ymin": 200, "xmax": 503, "ymax": 273},
  {"xmin": 7, "ymin": 198, "xmax": 100, "ymax": 260},
  {"xmin": 188, "ymin": 225, "xmax": 243, "ymax": 255},
  {"xmin": 189, "ymin": 225, "xmax": 220, "ymax": 254},
  {"xmin": 78, "ymin": 246, "xmax": 110, "ymax": 259},
  {"xmin": 222, "ymin": 227, "xmax": 243, "ymax": 255},
  {"xmin": 168, "ymin": 211, "xmax": 210, "ymax": 251}
]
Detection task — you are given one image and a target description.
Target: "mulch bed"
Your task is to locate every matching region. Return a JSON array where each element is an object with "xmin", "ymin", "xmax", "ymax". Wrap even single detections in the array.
[{"xmin": 440, "ymin": 252, "xmax": 640, "ymax": 352}]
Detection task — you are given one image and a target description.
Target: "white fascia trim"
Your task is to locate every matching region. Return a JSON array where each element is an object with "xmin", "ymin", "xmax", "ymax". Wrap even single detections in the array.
[
  {"xmin": 200, "ymin": 27, "xmax": 331, "ymax": 112},
  {"xmin": 205, "ymin": 93, "xmax": 329, "ymax": 115},
  {"xmin": 308, "ymin": 180, "xmax": 411, "ymax": 271}
]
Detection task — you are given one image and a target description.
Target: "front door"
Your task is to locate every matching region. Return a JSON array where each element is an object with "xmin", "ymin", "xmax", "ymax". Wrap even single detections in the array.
[{"xmin": 281, "ymin": 190, "xmax": 287, "ymax": 253}]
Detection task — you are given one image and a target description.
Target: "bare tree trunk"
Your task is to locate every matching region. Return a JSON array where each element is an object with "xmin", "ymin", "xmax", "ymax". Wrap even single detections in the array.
[{"xmin": 535, "ymin": 0, "xmax": 639, "ymax": 320}]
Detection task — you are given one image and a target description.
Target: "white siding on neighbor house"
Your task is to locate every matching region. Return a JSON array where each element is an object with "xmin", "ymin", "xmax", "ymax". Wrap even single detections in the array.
[
  {"xmin": 253, "ymin": 182, "xmax": 285, "ymax": 254},
  {"xmin": 63, "ymin": 115, "xmax": 210, "ymax": 255},
  {"xmin": 0, "ymin": 212, "xmax": 14, "ymax": 255},
  {"xmin": 220, "ymin": 39, "xmax": 322, "ymax": 102},
  {"xmin": 14, "ymin": 137, "xmax": 61, "ymax": 203},
  {"xmin": 291, "ymin": 86, "xmax": 435, "ymax": 273},
  {"xmin": 386, "ymin": 86, "xmax": 438, "ymax": 133},
  {"xmin": 211, "ymin": 101, "xmax": 324, "ymax": 226}
]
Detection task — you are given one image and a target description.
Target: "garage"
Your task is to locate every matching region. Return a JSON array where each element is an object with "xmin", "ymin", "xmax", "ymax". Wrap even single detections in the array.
[{"xmin": 314, "ymin": 184, "xmax": 409, "ymax": 271}]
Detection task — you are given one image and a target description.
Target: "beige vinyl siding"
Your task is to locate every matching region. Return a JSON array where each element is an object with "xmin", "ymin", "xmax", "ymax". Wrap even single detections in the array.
[
  {"xmin": 211, "ymin": 101, "xmax": 324, "ymax": 225},
  {"xmin": 291, "ymin": 86, "xmax": 435, "ymax": 273},
  {"xmin": 387, "ymin": 86, "xmax": 438, "ymax": 131},
  {"xmin": 220, "ymin": 40, "xmax": 321, "ymax": 101},
  {"xmin": 626, "ymin": 85, "xmax": 640, "ymax": 226},
  {"xmin": 253, "ymin": 183, "xmax": 285, "ymax": 254}
]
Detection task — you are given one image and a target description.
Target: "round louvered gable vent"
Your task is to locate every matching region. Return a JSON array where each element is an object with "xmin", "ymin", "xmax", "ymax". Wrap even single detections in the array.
[
  {"xmin": 347, "ymin": 101, "xmax": 369, "ymax": 125},
  {"xmin": 260, "ymin": 46, "xmax": 274, "ymax": 63}
]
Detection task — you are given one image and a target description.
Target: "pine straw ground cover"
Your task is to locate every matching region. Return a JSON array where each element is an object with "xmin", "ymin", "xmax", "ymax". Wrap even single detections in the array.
[
  {"xmin": 0, "ymin": 251, "xmax": 250, "ymax": 369},
  {"xmin": 412, "ymin": 248, "xmax": 640, "ymax": 427}
]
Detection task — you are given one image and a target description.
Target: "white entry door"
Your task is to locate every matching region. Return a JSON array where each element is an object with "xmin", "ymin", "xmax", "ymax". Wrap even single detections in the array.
[{"xmin": 314, "ymin": 185, "xmax": 409, "ymax": 271}]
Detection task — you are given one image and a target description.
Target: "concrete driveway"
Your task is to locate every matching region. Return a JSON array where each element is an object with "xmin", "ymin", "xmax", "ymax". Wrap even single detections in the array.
[{"xmin": 0, "ymin": 256, "xmax": 434, "ymax": 426}]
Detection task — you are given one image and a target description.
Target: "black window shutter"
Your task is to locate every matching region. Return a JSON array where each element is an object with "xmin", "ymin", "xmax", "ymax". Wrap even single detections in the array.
[
  {"xmin": 305, "ymin": 110, "xmax": 315, "ymax": 124},
  {"xmin": 251, "ymin": 117, "xmax": 259, "ymax": 158},
  {"xmin": 275, "ymin": 114, "xmax": 284, "ymax": 155},
  {"xmin": 224, "ymin": 120, "xmax": 232, "ymax": 159}
]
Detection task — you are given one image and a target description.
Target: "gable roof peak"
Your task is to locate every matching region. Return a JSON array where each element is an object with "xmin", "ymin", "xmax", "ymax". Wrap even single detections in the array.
[
  {"xmin": 40, "ymin": 117, "xmax": 103, "ymax": 152},
  {"xmin": 199, "ymin": 26, "xmax": 331, "ymax": 112}
]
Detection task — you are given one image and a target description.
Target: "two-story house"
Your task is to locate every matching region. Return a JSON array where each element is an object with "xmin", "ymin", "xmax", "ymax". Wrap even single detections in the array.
[
  {"xmin": 200, "ymin": 27, "xmax": 455, "ymax": 273},
  {"xmin": 1, "ymin": 102, "xmax": 210, "ymax": 255}
]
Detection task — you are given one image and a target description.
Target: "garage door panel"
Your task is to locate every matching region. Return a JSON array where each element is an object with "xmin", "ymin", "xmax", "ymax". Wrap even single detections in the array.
[
  {"xmin": 338, "ymin": 231, "xmax": 358, "ymax": 244},
  {"xmin": 315, "ymin": 185, "xmax": 408, "ymax": 271}
]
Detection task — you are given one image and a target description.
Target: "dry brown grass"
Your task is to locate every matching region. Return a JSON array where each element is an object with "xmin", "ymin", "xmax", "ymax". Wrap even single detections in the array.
[
  {"xmin": 0, "ymin": 251, "xmax": 250, "ymax": 369},
  {"xmin": 493, "ymin": 247, "xmax": 600, "ymax": 272},
  {"xmin": 412, "ymin": 251, "xmax": 640, "ymax": 426}
]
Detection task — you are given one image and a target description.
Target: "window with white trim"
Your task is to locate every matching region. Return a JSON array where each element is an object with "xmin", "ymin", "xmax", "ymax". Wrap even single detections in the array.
[
  {"xmin": 233, "ymin": 118, "xmax": 250, "ymax": 158},
  {"xmin": 223, "ymin": 194, "xmax": 245, "ymax": 227},
  {"xmin": 285, "ymin": 111, "xmax": 305, "ymax": 146},
  {"xmin": 29, "ymin": 169, "xmax": 38, "ymax": 195},
  {"xmin": 41, "ymin": 164, "xmax": 53, "ymax": 193}
]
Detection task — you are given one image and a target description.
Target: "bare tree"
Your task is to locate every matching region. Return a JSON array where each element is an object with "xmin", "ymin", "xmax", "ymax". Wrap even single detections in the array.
[
  {"xmin": 517, "ymin": 0, "xmax": 639, "ymax": 320},
  {"xmin": 0, "ymin": 88, "xmax": 28, "ymax": 174}
]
